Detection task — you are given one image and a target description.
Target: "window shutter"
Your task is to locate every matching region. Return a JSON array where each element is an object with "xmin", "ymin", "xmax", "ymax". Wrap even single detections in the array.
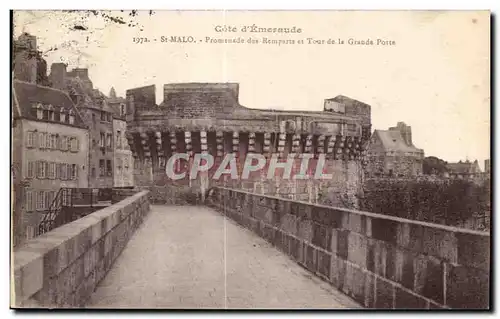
[
  {"xmin": 26, "ymin": 132, "xmax": 32, "ymax": 148},
  {"xmin": 76, "ymin": 138, "xmax": 80, "ymax": 151},
  {"xmin": 75, "ymin": 165, "xmax": 79, "ymax": 179},
  {"xmin": 55, "ymin": 163, "xmax": 60, "ymax": 179}
]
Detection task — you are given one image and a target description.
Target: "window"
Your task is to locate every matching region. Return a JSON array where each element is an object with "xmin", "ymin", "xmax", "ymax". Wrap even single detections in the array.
[
  {"xmin": 60, "ymin": 163, "xmax": 67, "ymax": 180},
  {"xmin": 68, "ymin": 110, "xmax": 75, "ymax": 125},
  {"xmin": 48, "ymin": 162, "xmax": 56, "ymax": 179},
  {"xmin": 124, "ymin": 158, "xmax": 129, "ymax": 170},
  {"xmin": 100, "ymin": 132, "xmax": 105, "ymax": 147},
  {"xmin": 106, "ymin": 134, "xmax": 112, "ymax": 149},
  {"xmin": 116, "ymin": 131, "xmax": 121, "ymax": 148},
  {"xmin": 25, "ymin": 190, "xmax": 34, "ymax": 212},
  {"xmin": 39, "ymin": 132, "xmax": 46, "ymax": 149},
  {"xmin": 70, "ymin": 137, "xmax": 79, "ymax": 152},
  {"xmin": 71, "ymin": 164, "xmax": 77, "ymax": 180},
  {"xmin": 27, "ymin": 161, "xmax": 35, "ymax": 178},
  {"xmin": 99, "ymin": 159, "xmax": 105, "ymax": 176},
  {"xmin": 106, "ymin": 160, "xmax": 112, "ymax": 176},
  {"xmin": 37, "ymin": 161, "xmax": 46, "ymax": 179},
  {"xmin": 36, "ymin": 191, "xmax": 46, "ymax": 210},
  {"xmin": 120, "ymin": 104, "xmax": 126, "ymax": 116},
  {"xmin": 55, "ymin": 163, "xmax": 60, "ymax": 179},
  {"xmin": 50, "ymin": 134, "xmax": 57, "ymax": 149},
  {"xmin": 61, "ymin": 135, "xmax": 68, "ymax": 151},
  {"xmin": 91, "ymin": 167, "xmax": 96, "ymax": 177},
  {"xmin": 100, "ymin": 111, "xmax": 106, "ymax": 121},
  {"xmin": 66, "ymin": 136, "xmax": 72, "ymax": 151},
  {"xmin": 60, "ymin": 110, "xmax": 67, "ymax": 123},
  {"xmin": 42, "ymin": 109, "xmax": 49, "ymax": 120},
  {"xmin": 107, "ymin": 113, "xmax": 112, "ymax": 122},
  {"xmin": 37, "ymin": 108, "xmax": 43, "ymax": 120},
  {"xmin": 26, "ymin": 131, "xmax": 36, "ymax": 148}
]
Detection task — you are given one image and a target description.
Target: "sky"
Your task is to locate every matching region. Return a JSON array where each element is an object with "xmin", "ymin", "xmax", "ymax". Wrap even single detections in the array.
[{"xmin": 13, "ymin": 10, "xmax": 490, "ymax": 168}]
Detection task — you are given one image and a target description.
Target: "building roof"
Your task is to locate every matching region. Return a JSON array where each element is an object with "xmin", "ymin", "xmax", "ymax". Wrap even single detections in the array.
[
  {"xmin": 12, "ymin": 80, "xmax": 87, "ymax": 129},
  {"xmin": 447, "ymin": 161, "xmax": 481, "ymax": 174},
  {"xmin": 373, "ymin": 129, "xmax": 423, "ymax": 153}
]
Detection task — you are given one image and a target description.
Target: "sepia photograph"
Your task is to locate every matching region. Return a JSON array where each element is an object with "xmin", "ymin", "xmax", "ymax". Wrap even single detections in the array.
[{"xmin": 10, "ymin": 10, "xmax": 491, "ymax": 310}]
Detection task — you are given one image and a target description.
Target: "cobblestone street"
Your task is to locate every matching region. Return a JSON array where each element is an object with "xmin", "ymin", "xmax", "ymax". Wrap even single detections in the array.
[{"xmin": 86, "ymin": 205, "xmax": 360, "ymax": 309}]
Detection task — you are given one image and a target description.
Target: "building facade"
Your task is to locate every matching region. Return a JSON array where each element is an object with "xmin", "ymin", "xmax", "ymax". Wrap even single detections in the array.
[
  {"xmin": 446, "ymin": 160, "xmax": 482, "ymax": 180},
  {"xmin": 49, "ymin": 64, "xmax": 115, "ymax": 188},
  {"xmin": 107, "ymin": 88, "xmax": 134, "ymax": 187},
  {"xmin": 366, "ymin": 122, "xmax": 424, "ymax": 177},
  {"xmin": 12, "ymin": 80, "xmax": 89, "ymax": 246}
]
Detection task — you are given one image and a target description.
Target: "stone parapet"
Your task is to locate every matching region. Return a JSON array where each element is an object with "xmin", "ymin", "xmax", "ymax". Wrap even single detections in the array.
[
  {"xmin": 207, "ymin": 187, "xmax": 490, "ymax": 309},
  {"xmin": 12, "ymin": 191, "xmax": 151, "ymax": 308}
]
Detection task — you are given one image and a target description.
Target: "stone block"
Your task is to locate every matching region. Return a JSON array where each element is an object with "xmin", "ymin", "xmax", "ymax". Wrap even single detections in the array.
[
  {"xmin": 312, "ymin": 223, "xmax": 331, "ymax": 251},
  {"xmin": 346, "ymin": 213, "xmax": 364, "ymax": 234},
  {"xmin": 316, "ymin": 249, "xmax": 331, "ymax": 279},
  {"xmin": 422, "ymin": 227, "xmax": 458, "ymax": 263},
  {"xmin": 336, "ymin": 229, "xmax": 350, "ymax": 259},
  {"xmin": 413, "ymin": 254, "xmax": 444, "ymax": 305},
  {"xmin": 343, "ymin": 263, "xmax": 366, "ymax": 304},
  {"xmin": 395, "ymin": 287, "xmax": 428, "ymax": 309},
  {"xmin": 364, "ymin": 271, "xmax": 376, "ymax": 308},
  {"xmin": 298, "ymin": 219, "xmax": 313, "ymax": 243},
  {"xmin": 367, "ymin": 239, "xmax": 387, "ymax": 278},
  {"xmin": 456, "ymin": 233, "xmax": 490, "ymax": 270},
  {"xmin": 446, "ymin": 263, "xmax": 489, "ymax": 309},
  {"xmin": 375, "ymin": 277, "xmax": 394, "ymax": 309},
  {"xmin": 14, "ymin": 252, "xmax": 44, "ymax": 304},
  {"xmin": 290, "ymin": 237, "xmax": 303, "ymax": 263},
  {"xmin": 394, "ymin": 249, "xmax": 415, "ymax": 290},
  {"xmin": 304, "ymin": 244, "xmax": 317, "ymax": 273},
  {"xmin": 329, "ymin": 254, "xmax": 347, "ymax": 290},
  {"xmin": 347, "ymin": 232, "xmax": 368, "ymax": 269},
  {"xmin": 280, "ymin": 214, "xmax": 298, "ymax": 235}
]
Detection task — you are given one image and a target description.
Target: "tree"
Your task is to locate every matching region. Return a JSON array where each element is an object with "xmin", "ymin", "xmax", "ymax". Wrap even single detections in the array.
[{"xmin": 423, "ymin": 156, "xmax": 448, "ymax": 176}]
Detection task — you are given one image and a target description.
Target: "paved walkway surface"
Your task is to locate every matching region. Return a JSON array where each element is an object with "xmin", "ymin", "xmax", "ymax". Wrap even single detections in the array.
[{"xmin": 86, "ymin": 205, "xmax": 361, "ymax": 309}]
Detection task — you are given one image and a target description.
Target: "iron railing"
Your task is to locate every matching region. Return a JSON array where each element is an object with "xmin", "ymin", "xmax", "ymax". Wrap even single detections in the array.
[{"xmin": 37, "ymin": 188, "xmax": 113, "ymax": 236}]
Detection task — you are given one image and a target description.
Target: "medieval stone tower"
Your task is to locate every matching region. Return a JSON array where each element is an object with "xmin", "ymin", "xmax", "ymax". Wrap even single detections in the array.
[{"xmin": 124, "ymin": 83, "xmax": 371, "ymax": 208}]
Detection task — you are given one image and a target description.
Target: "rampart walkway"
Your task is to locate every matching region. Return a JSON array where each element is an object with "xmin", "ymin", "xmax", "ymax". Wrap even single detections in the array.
[{"xmin": 86, "ymin": 205, "xmax": 361, "ymax": 309}]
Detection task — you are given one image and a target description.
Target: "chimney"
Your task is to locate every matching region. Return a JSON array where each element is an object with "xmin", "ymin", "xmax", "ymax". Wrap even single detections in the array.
[
  {"xmin": 49, "ymin": 63, "xmax": 67, "ymax": 90},
  {"xmin": 390, "ymin": 122, "xmax": 413, "ymax": 146}
]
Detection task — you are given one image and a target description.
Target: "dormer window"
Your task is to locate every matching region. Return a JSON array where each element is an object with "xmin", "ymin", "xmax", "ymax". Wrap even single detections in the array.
[
  {"xmin": 68, "ymin": 109, "xmax": 75, "ymax": 125},
  {"xmin": 47, "ymin": 104, "xmax": 55, "ymax": 121},
  {"xmin": 33, "ymin": 103, "xmax": 43, "ymax": 120},
  {"xmin": 60, "ymin": 108, "xmax": 67, "ymax": 123},
  {"xmin": 120, "ymin": 104, "xmax": 126, "ymax": 116}
]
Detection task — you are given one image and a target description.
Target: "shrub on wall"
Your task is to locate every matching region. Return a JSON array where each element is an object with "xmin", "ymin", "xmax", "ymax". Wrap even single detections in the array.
[{"xmin": 360, "ymin": 177, "xmax": 490, "ymax": 228}]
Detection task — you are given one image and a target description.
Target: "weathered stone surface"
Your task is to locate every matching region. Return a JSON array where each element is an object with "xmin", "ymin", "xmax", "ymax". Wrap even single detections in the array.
[
  {"xmin": 316, "ymin": 249, "xmax": 331, "ymax": 279},
  {"xmin": 312, "ymin": 223, "xmax": 331, "ymax": 251},
  {"xmin": 343, "ymin": 263, "xmax": 366, "ymax": 304},
  {"xmin": 12, "ymin": 191, "xmax": 151, "ymax": 308},
  {"xmin": 456, "ymin": 233, "xmax": 490, "ymax": 270},
  {"xmin": 371, "ymin": 218, "xmax": 398, "ymax": 244},
  {"xmin": 347, "ymin": 232, "xmax": 368, "ymax": 268},
  {"xmin": 395, "ymin": 287, "xmax": 428, "ymax": 309},
  {"xmin": 413, "ymin": 255, "xmax": 444, "ymax": 304},
  {"xmin": 446, "ymin": 263, "xmax": 490, "ymax": 309},
  {"xmin": 422, "ymin": 227, "xmax": 458, "ymax": 263},
  {"xmin": 330, "ymin": 254, "xmax": 347, "ymax": 290},
  {"xmin": 375, "ymin": 277, "xmax": 394, "ymax": 309},
  {"xmin": 209, "ymin": 187, "xmax": 490, "ymax": 310}
]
